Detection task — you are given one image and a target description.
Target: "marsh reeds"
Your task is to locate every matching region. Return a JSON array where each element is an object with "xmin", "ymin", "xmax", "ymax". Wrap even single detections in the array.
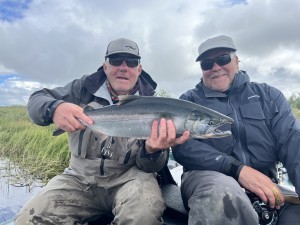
[{"xmin": 0, "ymin": 106, "xmax": 69, "ymax": 183}]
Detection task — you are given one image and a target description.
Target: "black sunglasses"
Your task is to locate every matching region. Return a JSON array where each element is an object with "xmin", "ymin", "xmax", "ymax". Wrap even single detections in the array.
[
  {"xmin": 108, "ymin": 57, "xmax": 140, "ymax": 68},
  {"xmin": 200, "ymin": 54, "xmax": 232, "ymax": 71}
]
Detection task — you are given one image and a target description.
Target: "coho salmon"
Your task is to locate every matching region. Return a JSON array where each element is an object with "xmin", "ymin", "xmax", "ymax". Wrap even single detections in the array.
[{"xmin": 78, "ymin": 95, "xmax": 234, "ymax": 139}]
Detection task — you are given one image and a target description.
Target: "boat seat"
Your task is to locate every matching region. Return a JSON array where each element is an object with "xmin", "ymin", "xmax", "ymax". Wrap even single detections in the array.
[{"xmin": 161, "ymin": 184, "xmax": 187, "ymax": 215}]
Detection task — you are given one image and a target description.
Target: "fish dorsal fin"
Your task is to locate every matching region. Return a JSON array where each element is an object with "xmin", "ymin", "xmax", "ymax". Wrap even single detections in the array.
[
  {"xmin": 83, "ymin": 102, "xmax": 104, "ymax": 113},
  {"xmin": 118, "ymin": 95, "xmax": 142, "ymax": 105},
  {"xmin": 83, "ymin": 104, "xmax": 94, "ymax": 112}
]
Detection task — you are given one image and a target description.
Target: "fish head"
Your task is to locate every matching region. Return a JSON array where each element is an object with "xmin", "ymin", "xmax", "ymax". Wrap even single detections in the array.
[{"xmin": 186, "ymin": 109, "xmax": 234, "ymax": 139}]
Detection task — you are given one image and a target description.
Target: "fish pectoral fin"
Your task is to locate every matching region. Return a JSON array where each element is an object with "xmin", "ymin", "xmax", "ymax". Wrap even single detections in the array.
[
  {"xmin": 83, "ymin": 105, "xmax": 94, "ymax": 112},
  {"xmin": 118, "ymin": 95, "xmax": 142, "ymax": 105},
  {"xmin": 87, "ymin": 126, "xmax": 109, "ymax": 140}
]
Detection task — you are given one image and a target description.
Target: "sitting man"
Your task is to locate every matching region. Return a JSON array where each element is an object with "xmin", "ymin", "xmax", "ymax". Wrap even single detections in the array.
[
  {"xmin": 173, "ymin": 35, "xmax": 300, "ymax": 225},
  {"xmin": 15, "ymin": 38, "xmax": 189, "ymax": 225}
]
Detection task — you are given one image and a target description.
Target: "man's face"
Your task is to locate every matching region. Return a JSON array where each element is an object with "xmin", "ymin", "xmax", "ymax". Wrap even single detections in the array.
[
  {"xmin": 103, "ymin": 54, "xmax": 142, "ymax": 95},
  {"xmin": 201, "ymin": 49, "xmax": 239, "ymax": 92}
]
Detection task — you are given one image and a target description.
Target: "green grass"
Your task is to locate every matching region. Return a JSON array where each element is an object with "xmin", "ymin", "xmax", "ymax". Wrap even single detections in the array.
[
  {"xmin": 0, "ymin": 106, "xmax": 69, "ymax": 182},
  {"xmin": 293, "ymin": 108, "xmax": 300, "ymax": 119}
]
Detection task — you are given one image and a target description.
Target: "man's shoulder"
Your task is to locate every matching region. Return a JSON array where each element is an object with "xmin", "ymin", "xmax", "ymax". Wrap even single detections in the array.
[
  {"xmin": 178, "ymin": 87, "xmax": 203, "ymax": 104},
  {"xmin": 180, "ymin": 88, "xmax": 196, "ymax": 99},
  {"xmin": 248, "ymin": 81, "xmax": 282, "ymax": 98}
]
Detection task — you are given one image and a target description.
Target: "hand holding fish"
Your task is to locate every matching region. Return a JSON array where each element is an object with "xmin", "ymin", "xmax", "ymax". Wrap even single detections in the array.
[
  {"xmin": 53, "ymin": 102, "xmax": 93, "ymax": 132},
  {"xmin": 145, "ymin": 118, "xmax": 190, "ymax": 154}
]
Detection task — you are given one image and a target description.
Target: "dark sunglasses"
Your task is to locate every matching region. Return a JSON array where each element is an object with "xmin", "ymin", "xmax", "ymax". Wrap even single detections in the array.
[
  {"xmin": 108, "ymin": 57, "xmax": 140, "ymax": 68},
  {"xmin": 200, "ymin": 54, "xmax": 233, "ymax": 71}
]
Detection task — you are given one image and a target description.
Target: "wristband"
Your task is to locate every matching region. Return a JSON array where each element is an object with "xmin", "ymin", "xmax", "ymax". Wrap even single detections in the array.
[
  {"xmin": 141, "ymin": 148, "xmax": 165, "ymax": 160},
  {"xmin": 227, "ymin": 159, "xmax": 244, "ymax": 180}
]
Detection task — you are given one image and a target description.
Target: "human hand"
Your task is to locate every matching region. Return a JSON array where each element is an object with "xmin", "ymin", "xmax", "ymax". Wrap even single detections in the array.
[
  {"xmin": 145, "ymin": 118, "xmax": 190, "ymax": 154},
  {"xmin": 52, "ymin": 102, "xmax": 93, "ymax": 132},
  {"xmin": 238, "ymin": 165, "xmax": 285, "ymax": 209}
]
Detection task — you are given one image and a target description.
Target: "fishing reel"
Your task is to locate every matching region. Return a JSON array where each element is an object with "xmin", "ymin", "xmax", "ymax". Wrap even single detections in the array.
[
  {"xmin": 253, "ymin": 200, "xmax": 279, "ymax": 225},
  {"xmin": 247, "ymin": 192, "xmax": 279, "ymax": 225}
]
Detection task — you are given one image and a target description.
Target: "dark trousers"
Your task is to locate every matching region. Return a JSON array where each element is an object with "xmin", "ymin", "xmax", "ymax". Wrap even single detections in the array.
[{"xmin": 181, "ymin": 170, "xmax": 300, "ymax": 225}]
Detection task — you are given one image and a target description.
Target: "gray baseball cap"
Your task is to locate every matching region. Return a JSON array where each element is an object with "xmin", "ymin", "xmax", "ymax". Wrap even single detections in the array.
[
  {"xmin": 195, "ymin": 35, "xmax": 236, "ymax": 62},
  {"xmin": 105, "ymin": 38, "xmax": 140, "ymax": 59}
]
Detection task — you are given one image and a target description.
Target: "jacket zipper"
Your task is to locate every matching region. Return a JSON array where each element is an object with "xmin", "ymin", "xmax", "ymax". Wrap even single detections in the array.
[{"xmin": 228, "ymin": 97, "xmax": 247, "ymax": 164}]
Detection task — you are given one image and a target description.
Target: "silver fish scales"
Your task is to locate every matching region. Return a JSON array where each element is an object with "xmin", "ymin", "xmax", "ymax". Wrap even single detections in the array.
[{"xmin": 82, "ymin": 95, "xmax": 234, "ymax": 139}]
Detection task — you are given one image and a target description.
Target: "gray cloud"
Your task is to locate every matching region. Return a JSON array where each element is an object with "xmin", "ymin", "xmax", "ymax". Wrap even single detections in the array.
[
  {"xmin": 0, "ymin": 0, "xmax": 300, "ymax": 106},
  {"xmin": 0, "ymin": 77, "xmax": 42, "ymax": 106}
]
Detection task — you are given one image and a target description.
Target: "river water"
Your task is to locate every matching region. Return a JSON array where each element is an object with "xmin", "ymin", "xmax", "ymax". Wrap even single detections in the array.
[{"xmin": 0, "ymin": 159, "xmax": 43, "ymax": 223}]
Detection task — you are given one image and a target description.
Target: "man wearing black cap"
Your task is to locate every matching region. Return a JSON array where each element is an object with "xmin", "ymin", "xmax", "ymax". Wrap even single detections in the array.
[
  {"xmin": 172, "ymin": 35, "xmax": 300, "ymax": 224},
  {"xmin": 15, "ymin": 38, "xmax": 189, "ymax": 225}
]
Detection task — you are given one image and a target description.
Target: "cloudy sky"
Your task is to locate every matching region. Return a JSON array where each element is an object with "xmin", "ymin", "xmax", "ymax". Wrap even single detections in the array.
[{"xmin": 0, "ymin": 0, "xmax": 300, "ymax": 106}]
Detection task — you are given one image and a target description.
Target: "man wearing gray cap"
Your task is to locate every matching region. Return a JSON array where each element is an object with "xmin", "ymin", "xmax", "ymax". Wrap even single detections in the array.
[
  {"xmin": 172, "ymin": 35, "xmax": 300, "ymax": 224},
  {"xmin": 15, "ymin": 38, "xmax": 189, "ymax": 225}
]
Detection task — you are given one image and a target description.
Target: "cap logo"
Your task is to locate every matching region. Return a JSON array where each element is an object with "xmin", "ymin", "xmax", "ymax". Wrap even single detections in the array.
[
  {"xmin": 125, "ymin": 45, "xmax": 136, "ymax": 50},
  {"xmin": 105, "ymin": 38, "xmax": 140, "ymax": 58}
]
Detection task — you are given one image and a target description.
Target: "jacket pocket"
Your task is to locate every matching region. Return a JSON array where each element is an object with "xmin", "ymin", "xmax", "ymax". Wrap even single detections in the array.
[
  {"xmin": 115, "ymin": 138, "xmax": 142, "ymax": 165},
  {"xmin": 239, "ymin": 102, "xmax": 277, "ymax": 165},
  {"xmin": 68, "ymin": 129, "xmax": 99, "ymax": 158},
  {"xmin": 204, "ymin": 100, "xmax": 233, "ymax": 117}
]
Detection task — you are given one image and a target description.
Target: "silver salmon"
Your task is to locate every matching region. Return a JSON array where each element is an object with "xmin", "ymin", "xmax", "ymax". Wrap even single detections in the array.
[{"xmin": 79, "ymin": 95, "xmax": 234, "ymax": 139}]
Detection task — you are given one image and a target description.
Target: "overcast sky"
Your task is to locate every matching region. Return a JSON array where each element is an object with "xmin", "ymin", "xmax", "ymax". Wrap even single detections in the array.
[{"xmin": 0, "ymin": 0, "xmax": 300, "ymax": 106}]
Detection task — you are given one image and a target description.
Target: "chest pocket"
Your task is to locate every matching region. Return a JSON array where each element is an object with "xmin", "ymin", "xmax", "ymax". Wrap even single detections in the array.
[
  {"xmin": 68, "ymin": 129, "xmax": 101, "ymax": 158},
  {"xmin": 68, "ymin": 130, "xmax": 143, "ymax": 165},
  {"xmin": 113, "ymin": 138, "xmax": 143, "ymax": 165},
  {"xmin": 239, "ymin": 101, "xmax": 278, "ymax": 165}
]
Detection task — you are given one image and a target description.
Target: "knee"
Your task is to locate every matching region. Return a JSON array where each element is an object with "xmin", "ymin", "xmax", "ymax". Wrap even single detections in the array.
[
  {"xmin": 113, "ymin": 193, "xmax": 165, "ymax": 225},
  {"xmin": 190, "ymin": 177, "xmax": 249, "ymax": 208},
  {"xmin": 130, "ymin": 187, "xmax": 165, "ymax": 216},
  {"xmin": 15, "ymin": 207, "xmax": 33, "ymax": 225},
  {"xmin": 132, "ymin": 202, "xmax": 164, "ymax": 225},
  {"xmin": 186, "ymin": 175, "xmax": 257, "ymax": 224},
  {"xmin": 114, "ymin": 180, "xmax": 165, "ymax": 223}
]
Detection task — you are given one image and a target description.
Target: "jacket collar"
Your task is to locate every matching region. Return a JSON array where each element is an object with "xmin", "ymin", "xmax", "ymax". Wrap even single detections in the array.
[
  {"xmin": 82, "ymin": 66, "xmax": 157, "ymax": 96},
  {"xmin": 197, "ymin": 71, "xmax": 250, "ymax": 97}
]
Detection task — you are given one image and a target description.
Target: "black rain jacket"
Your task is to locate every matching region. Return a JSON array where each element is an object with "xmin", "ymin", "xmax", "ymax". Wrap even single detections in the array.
[{"xmin": 172, "ymin": 71, "xmax": 300, "ymax": 196}]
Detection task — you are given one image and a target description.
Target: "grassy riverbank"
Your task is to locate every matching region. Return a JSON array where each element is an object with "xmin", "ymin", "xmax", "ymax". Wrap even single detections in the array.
[
  {"xmin": 0, "ymin": 106, "xmax": 69, "ymax": 182},
  {"xmin": 1, "ymin": 104, "xmax": 300, "ymax": 183}
]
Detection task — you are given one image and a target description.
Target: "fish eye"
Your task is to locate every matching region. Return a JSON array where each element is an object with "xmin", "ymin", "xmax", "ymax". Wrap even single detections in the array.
[{"xmin": 208, "ymin": 120, "xmax": 215, "ymax": 125}]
